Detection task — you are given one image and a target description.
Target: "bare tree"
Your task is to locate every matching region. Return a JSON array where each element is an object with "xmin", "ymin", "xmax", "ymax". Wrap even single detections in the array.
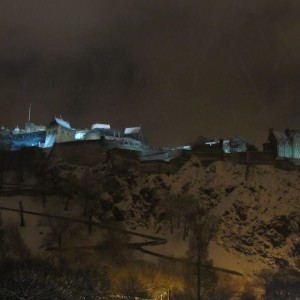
[
  {"xmin": 158, "ymin": 193, "xmax": 179, "ymax": 234},
  {"xmin": 271, "ymin": 267, "xmax": 300, "ymax": 299},
  {"xmin": 158, "ymin": 193, "xmax": 199, "ymax": 238},
  {"xmin": 181, "ymin": 194, "xmax": 199, "ymax": 241},
  {"xmin": 186, "ymin": 212, "xmax": 217, "ymax": 300},
  {"xmin": 40, "ymin": 216, "xmax": 79, "ymax": 250},
  {"xmin": 0, "ymin": 258, "xmax": 100, "ymax": 300},
  {"xmin": 257, "ymin": 268, "xmax": 275, "ymax": 300},
  {"xmin": 75, "ymin": 169, "xmax": 104, "ymax": 234},
  {"xmin": 0, "ymin": 224, "xmax": 30, "ymax": 263},
  {"xmin": 111, "ymin": 264, "xmax": 149, "ymax": 300}
]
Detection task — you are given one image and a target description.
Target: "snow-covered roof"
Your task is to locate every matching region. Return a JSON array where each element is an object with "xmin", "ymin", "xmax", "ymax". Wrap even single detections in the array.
[
  {"xmin": 54, "ymin": 117, "xmax": 72, "ymax": 129},
  {"xmin": 91, "ymin": 123, "xmax": 111, "ymax": 130},
  {"xmin": 124, "ymin": 127, "xmax": 141, "ymax": 134}
]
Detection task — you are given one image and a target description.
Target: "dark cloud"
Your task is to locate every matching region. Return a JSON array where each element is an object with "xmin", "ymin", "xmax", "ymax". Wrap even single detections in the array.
[{"xmin": 1, "ymin": 0, "xmax": 300, "ymax": 148}]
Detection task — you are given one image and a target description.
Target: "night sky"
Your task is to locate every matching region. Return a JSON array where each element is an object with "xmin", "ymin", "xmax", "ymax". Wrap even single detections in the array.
[{"xmin": 1, "ymin": 0, "xmax": 300, "ymax": 148}]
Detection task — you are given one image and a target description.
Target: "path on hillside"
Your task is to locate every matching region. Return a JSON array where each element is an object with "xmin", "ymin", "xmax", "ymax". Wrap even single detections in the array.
[
  {"xmin": 0, "ymin": 184, "xmax": 58, "ymax": 196},
  {"xmin": 0, "ymin": 205, "xmax": 243, "ymax": 277},
  {"xmin": 0, "ymin": 206, "xmax": 166, "ymax": 244}
]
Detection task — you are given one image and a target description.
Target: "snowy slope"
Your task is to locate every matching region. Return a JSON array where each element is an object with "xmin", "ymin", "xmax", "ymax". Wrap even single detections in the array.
[{"xmin": 2, "ymin": 150, "xmax": 300, "ymax": 279}]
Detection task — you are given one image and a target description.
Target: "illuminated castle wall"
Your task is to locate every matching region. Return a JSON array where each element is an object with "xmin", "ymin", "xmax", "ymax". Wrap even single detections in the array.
[
  {"xmin": 204, "ymin": 136, "xmax": 255, "ymax": 153},
  {"xmin": 8, "ymin": 114, "xmax": 299, "ymax": 164},
  {"xmin": 44, "ymin": 117, "xmax": 76, "ymax": 148}
]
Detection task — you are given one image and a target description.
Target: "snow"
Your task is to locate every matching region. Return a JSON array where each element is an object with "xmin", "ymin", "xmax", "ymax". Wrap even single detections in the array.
[
  {"xmin": 1, "ymin": 152, "xmax": 300, "ymax": 280},
  {"xmin": 54, "ymin": 117, "xmax": 72, "ymax": 129}
]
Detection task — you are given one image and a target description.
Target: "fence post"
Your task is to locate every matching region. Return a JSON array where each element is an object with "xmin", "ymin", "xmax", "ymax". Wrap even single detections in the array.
[{"xmin": 19, "ymin": 201, "xmax": 25, "ymax": 227}]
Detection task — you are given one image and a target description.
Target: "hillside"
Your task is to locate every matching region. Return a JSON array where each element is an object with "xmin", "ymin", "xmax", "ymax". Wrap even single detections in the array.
[
  {"xmin": 2, "ymin": 146, "xmax": 300, "ymax": 282},
  {"xmin": 31, "ymin": 147, "xmax": 300, "ymax": 280}
]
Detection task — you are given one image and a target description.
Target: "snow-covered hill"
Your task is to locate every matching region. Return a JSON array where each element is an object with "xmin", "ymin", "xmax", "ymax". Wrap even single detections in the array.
[
  {"xmin": 36, "ymin": 150, "xmax": 300, "ymax": 279},
  {"xmin": 1, "ymin": 146, "xmax": 299, "ymax": 280}
]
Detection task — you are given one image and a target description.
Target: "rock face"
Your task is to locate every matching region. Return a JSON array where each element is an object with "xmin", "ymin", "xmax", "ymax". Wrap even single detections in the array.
[{"xmin": 39, "ymin": 151, "xmax": 300, "ymax": 276}]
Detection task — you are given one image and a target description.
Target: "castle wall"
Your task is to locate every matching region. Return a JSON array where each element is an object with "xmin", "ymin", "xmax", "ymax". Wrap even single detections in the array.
[
  {"xmin": 0, "ymin": 147, "xmax": 45, "ymax": 187},
  {"xmin": 46, "ymin": 140, "xmax": 108, "ymax": 166},
  {"xmin": 224, "ymin": 152, "xmax": 274, "ymax": 165},
  {"xmin": 55, "ymin": 126, "xmax": 75, "ymax": 143},
  {"xmin": 107, "ymin": 148, "xmax": 140, "ymax": 174}
]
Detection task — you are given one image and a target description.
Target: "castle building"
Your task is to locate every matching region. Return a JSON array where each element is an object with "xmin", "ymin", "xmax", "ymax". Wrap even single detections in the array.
[
  {"xmin": 264, "ymin": 128, "xmax": 300, "ymax": 159},
  {"xmin": 85, "ymin": 124, "xmax": 122, "ymax": 140},
  {"xmin": 0, "ymin": 126, "xmax": 11, "ymax": 150},
  {"xmin": 44, "ymin": 117, "xmax": 75, "ymax": 148},
  {"xmin": 124, "ymin": 126, "xmax": 145, "ymax": 143},
  {"xmin": 205, "ymin": 136, "xmax": 255, "ymax": 153}
]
